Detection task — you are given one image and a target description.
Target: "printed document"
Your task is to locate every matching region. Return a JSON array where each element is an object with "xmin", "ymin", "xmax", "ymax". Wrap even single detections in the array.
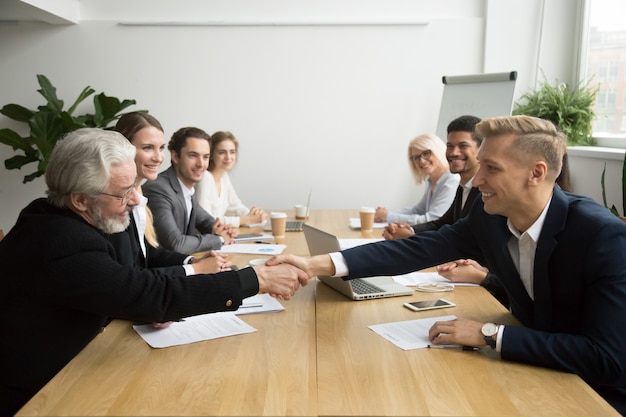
[
  {"xmin": 368, "ymin": 315, "xmax": 457, "ymax": 350},
  {"xmin": 133, "ymin": 312, "xmax": 256, "ymax": 348}
]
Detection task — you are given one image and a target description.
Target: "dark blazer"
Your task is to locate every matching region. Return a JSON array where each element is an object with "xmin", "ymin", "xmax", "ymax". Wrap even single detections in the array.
[
  {"xmin": 0, "ymin": 199, "xmax": 258, "ymax": 416},
  {"xmin": 341, "ymin": 187, "xmax": 626, "ymax": 413},
  {"xmin": 143, "ymin": 166, "xmax": 222, "ymax": 253},
  {"xmin": 106, "ymin": 214, "xmax": 188, "ymax": 275},
  {"xmin": 411, "ymin": 186, "xmax": 508, "ymax": 306},
  {"xmin": 412, "ymin": 186, "xmax": 480, "ymax": 233}
]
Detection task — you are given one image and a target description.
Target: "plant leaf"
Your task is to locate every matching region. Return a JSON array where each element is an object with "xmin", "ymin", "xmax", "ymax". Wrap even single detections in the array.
[
  {"xmin": 29, "ymin": 111, "xmax": 64, "ymax": 162},
  {"xmin": 4, "ymin": 154, "xmax": 40, "ymax": 170},
  {"xmin": 0, "ymin": 128, "xmax": 36, "ymax": 154},
  {"xmin": 0, "ymin": 103, "xmax": 34, "ymax": 122},
  {"xmin": 93, "ymin": 93, "xmax": 136, "ymax": 127},
  {"xmin": 66, "ymin": 86, "xmax": 96, "ymax": 115},
  {"xmin": 22, "ymin": 170, "xmax": 45, "ymax": 184},
  {"xmin": 36, "ymin": 74, "xmax": 64, "ymax": 114}
]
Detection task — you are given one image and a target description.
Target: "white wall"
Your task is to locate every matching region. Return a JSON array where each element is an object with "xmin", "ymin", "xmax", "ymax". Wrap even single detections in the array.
[{"xmin": 0, "ymin": 0, "xmax": 595, "ymax": 233}]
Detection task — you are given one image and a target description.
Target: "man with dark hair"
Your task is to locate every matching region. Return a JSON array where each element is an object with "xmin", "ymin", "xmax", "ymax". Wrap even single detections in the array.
[
  {"xmin": 144, "ymin": 127, "xmax": 236, "ymax": 253},
  {"xmin": 384, "ymin": 115, "xmax": 482, "ymax": 239}
]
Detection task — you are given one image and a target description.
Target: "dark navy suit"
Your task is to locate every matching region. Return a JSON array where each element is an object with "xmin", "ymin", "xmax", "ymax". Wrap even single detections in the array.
[{"xmin": 342, "ymin": 187, "xmax": 626, "ymax": 414}]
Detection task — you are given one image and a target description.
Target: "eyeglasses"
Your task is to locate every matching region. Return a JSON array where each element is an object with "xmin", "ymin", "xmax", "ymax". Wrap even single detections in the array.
[
  {"xmin": 409, "ymin": 149, "xmax": 432, "ymax": 163},
  {"xmin": 98, "ymin": 183, "xmax": 136, "ymax": 206}
]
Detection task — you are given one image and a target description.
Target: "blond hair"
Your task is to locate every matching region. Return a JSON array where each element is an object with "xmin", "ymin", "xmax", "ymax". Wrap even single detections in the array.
[
  {"xmin": 407, "ymin": 133, "xmax": 449, "ymax": 184},
  {"xmin": 474, "ymin": 115, "xmax": 567, "ymax": 182}
]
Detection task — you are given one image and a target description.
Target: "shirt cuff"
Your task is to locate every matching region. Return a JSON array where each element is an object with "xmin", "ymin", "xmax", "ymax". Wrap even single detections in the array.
[
  {"xmin": 183, "ymin": 255, "xmax": 194, "ymax": 265},
  {"xmin": 329, "ymin": 252, "xmax": 349, "ymax": 277},
  {"xmin": 183, "ymin": 264, "xmax": 195, "ymax": 276},
  {"xmin": 496, "ymin": 325, "xmax": 505, "ymax": 352}
]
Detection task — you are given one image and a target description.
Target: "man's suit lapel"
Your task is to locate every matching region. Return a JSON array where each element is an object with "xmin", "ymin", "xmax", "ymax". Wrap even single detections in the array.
[
  {"xmin": 485, "ymin": 214, "xmax": 536, "ymax": 326},
  {"xmin": 459, "ymin": 187, "xmax": 480, "ymax": 218},
  {"xmin": 532, "ymin": 187, "xmax": 568, "ymax": 330},
  {"xmin": 165, "ymin": 167, "xmax": 192, "ymax": 233}
]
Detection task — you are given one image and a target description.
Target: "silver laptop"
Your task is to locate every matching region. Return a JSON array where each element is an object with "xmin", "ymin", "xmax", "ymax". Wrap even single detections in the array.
[{"xmin": 303, "ymin": 224, "xmax": 413, "ymax": 301}]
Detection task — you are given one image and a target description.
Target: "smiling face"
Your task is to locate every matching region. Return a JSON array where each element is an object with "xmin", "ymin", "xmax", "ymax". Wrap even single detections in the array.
[
  {"xmin": 410, "ymin": 148, "xmax": 442, "ymax": 178},
  {"xmin": 212, "ymin": 139, "xmax": 237, "ymax": 172},
  {"xmin": 172, "ymin": 137, "xmax": 210, "ymax": 189},
  {"xmin": 131, "ymin": 125, "xmax": 165, "ymax": 182},
  {"xmin": 446, "ymin": 131, "xmax": 480, "ymax": 182},
  {"xmin": 473, "ymin": 134, "xmax": 531, "ymax": 218}
]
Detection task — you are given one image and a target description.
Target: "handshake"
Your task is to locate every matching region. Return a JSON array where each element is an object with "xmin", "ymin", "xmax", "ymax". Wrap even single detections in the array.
[{"xmin": 251, "ymin": 254, "xmax": 331, "ymax": 300}]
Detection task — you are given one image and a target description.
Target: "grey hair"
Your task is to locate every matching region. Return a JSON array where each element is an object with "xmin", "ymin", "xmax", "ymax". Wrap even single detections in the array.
[{"xmin": 46, "ymin": 128, "xmax": 137, "ymax": 208}]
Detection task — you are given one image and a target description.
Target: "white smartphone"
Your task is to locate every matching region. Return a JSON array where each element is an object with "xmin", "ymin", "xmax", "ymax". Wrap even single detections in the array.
[{"xmin": 403, "ymin": 299, "xmax": 455, "ymax": 312}]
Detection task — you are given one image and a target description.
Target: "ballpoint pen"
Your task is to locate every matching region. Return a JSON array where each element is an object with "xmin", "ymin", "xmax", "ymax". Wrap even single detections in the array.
[{"xmin": 427, "ymin": 344, "xmax": 479, "ymax": 351}]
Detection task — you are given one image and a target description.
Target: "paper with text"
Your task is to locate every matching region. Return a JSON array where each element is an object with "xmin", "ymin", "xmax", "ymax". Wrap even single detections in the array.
[
  {"xmin": 133, "ymin": 312, "xmax": 257, "ymax": 348},
  {"xmin": 368, "ymin": 315, "xmax": 457, "ymax": 350},
  {"xmin": 216, "ymin": 243, "xmax": 286, "ymax": 255},
  {"xmin": 393, "ymin": 271, "xmax": 479, "ymax": 287},
  {"xmin": 236, "ymin": 293, "xmax": 285, "ymax": 315}
]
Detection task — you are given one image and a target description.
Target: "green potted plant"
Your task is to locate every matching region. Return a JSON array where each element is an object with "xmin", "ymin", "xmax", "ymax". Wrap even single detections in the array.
[
  {"xmin": 0, "ymin": 74, "xmax": 140, "ymax": 183},
  {"xmin": 513, "ymin": 74, "xmax": 599, "ymax": 146},
  {"xmin": 601, "ymin": 151, "xmax": 626, "ymax": 221}
]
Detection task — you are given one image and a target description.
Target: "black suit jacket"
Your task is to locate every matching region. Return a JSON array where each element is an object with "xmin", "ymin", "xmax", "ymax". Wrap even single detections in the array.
[
  {"xmin": 106, "ymin": 214, "xmax": 188, "ymax": 275},
  {"xmin": 412, "ymin": 186, "xmax": 480, "ymax": 233},
  {"xmin": 0, "ymin": 198, "xmax": 258, "ymax": 416},
  {"xmin": 341, "ymin": 188, "xmax": 626, "ymax": 413}
]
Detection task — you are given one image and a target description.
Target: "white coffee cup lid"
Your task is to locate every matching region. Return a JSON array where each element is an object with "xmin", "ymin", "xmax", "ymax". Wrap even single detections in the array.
[
  {"xmin": 360, "ymin": 207, "xmax": 375, "ymax": 213},
  {"xmin": 270, "ymin": 211, "xmax": 288, "ymax": 218}
]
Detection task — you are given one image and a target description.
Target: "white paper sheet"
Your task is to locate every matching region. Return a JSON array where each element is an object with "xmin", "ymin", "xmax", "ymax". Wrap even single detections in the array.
[
  {"xmin": 348, "ymin": 217, "xmax": 388, "ymax": 230},
  {"xmin": 368, "ymin": 314, "xmax": 457, "ymax": 350},
  {"xmin": 392, "ymin": 271, "xmax": 479, "ymax": 287},
  {"xmin": 216, "ymin": 243, "xmax": 286, "ymax": 255},
  {"xmin": 235, "ymin": 293, "xmax": 285, "ymax": 315},
  {"xmin": 133, "ymin": 312, "xmax": 257, "ymax": 348}
]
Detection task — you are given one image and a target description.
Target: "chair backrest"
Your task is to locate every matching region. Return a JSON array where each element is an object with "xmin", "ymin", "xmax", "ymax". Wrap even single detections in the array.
[{"xmin": 0, "ymin": 229, "xmax": 4, "ymax": 241}]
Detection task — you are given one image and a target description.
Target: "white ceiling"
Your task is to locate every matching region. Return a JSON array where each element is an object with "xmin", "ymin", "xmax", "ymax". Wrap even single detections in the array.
[{"xmin": 0, "ymin": 0, "xmax": 78, "ymax": 24}]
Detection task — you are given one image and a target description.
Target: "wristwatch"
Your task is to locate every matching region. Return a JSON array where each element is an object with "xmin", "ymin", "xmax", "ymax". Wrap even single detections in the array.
[{"xmin": 481, "ymin": 322, "xmax": 499, "ymax": 349}]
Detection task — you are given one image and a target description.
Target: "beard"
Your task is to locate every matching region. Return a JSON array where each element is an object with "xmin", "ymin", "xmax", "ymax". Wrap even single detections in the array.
[{"xmin": 91, "ymin": 205, "xmax": 130, "ymax": 234}]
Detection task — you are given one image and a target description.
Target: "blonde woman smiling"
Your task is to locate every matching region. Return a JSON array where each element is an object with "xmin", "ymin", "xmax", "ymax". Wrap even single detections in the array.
[{"xmin": 375, "ymin": 133, "xmax": 459, "ymax": 224}]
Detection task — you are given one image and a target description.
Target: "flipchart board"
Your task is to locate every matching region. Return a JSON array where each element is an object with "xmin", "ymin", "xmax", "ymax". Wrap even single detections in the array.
[{"xmin": 435, "ymin": 71, "xmax": 517, "ymax": 140}]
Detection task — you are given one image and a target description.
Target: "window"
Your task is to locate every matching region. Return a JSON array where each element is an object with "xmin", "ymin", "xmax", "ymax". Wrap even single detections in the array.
[{"xmin": 582, "ymin": 0, "xmax": 626, "ymax": 140}]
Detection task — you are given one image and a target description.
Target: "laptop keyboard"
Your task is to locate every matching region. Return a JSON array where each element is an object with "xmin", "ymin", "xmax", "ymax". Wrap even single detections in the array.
[
  {"xmin": 285, "ymin": 221, "xmax": 304, "ymax": 231},
  {"xmin": 351, "ymin": 279, "xmax": 384, "ymax": 294}
]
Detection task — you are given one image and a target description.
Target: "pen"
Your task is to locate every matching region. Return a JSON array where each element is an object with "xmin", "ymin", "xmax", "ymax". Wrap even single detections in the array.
[
  {"xmin": 427, "ymin": 344, "xmax": 479, "ymax": 351},
  {"xmin": 254, "ymin": 241, "xmax": 271, "ymax": 244}
]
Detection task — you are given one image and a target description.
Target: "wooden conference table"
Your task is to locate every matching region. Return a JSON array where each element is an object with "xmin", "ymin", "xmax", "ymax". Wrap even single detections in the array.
[{"xmin": 17, "ymin": 210, "xmax": 618, "ymax": 416}]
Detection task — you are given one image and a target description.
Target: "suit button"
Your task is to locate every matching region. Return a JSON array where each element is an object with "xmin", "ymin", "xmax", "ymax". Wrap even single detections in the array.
[{"xmin": 226, "ymin": 300, "xmax": 233, "ymax": 307}]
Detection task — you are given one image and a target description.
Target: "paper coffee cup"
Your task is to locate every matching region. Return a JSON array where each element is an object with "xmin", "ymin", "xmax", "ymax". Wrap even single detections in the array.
[
  {"xmin": 295, "ymin": 204, "xmax": 308, "ymax": 220},
  {"xmin": 270, "ymin": 212, "xmax": 288, "ymax": 239},
  {"xmin": 359, "ymin": 207, "xmax": 376, "ymax": 232}
]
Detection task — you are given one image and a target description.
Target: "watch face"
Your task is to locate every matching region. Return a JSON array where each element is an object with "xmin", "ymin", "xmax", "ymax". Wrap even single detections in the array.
[{"xmin": 482, "ymin": 322, "xmax": 498, "ymax": 336}]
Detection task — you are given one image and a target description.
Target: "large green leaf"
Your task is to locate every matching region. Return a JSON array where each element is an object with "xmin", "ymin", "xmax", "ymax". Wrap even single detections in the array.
[
  {"xmin": 29, "ymin": 111, "xmax": 64, "ymax": 161},
  {"xmin": 67, "ymin": 86, "xmax": 95, "ymax": 115},
  {"xmin": 36, "ymin": 74, "xmax": 64, "ymax": 114},
  {"xmin": 4, "ymin": 153, "xmax": 40, "ymax": 170},
  {"xmin": 0, "ymin": 103, "xmax": 34, "ymax": 123},
  {"xmin": 0, "ymin": 128, "xmax": 36, "ymax": 154},
  {"xmin": 23, "ymin": 170, "xmax": 45, "ymax": 183},
  {"xmin": 93, "ymin": 93, "xmax": 136, "ymax": 127}
]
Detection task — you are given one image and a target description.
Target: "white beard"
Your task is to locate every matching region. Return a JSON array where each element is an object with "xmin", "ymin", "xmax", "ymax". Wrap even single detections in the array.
[{"xmin": 91, "ymin": 205, "xmax": 130, "ymax": 234}]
